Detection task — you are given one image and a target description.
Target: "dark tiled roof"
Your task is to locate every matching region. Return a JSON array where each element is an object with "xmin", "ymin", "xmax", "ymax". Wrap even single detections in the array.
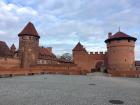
[
  {"xmin": 73, "ymin": 42, "xmax": 86, "ymax": 51},
  {"xmin": 10, "ymin": 44, "xmax": 16, "ymax": 50},
  {"xmin": 38, "ymin": 47, "xmax": 56, "ymax": 60},
  {"xmin": 105, "ymin": 31, "xmax": 137, "ymax": 43},
  {"xmin": 110, "ymin": 32, "xmax": 131, "ymax": 38},
  {"xmin": 18, "ymin": 22, "xmax": 40, "ymax": 38},
  {"xmin": 0, "ymin": 41, "xmax": 12, "ymax": 57},
  {"xmin": 135, "ymin": 61, "xmax": 140, "ymax": 66}
]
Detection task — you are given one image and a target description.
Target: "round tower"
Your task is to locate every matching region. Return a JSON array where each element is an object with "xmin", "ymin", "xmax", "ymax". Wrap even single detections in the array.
[
  {"xmin": 18, "ymin": 22, "xmax": 40, "ymax": 68},
  {"xmin": 105, "ymin": 31, "xmax": 137, "ymax": 72}
]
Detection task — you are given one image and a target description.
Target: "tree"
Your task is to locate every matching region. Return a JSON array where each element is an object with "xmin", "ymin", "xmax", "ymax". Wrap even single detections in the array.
[{"xmin": 60, "ymin": 53, "xmax": 72, "ymax": 62}]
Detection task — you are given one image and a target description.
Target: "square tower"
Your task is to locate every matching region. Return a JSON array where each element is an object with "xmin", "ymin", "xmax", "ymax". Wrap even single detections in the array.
[{"xmin": 18, "ymin": 22, "xmax": 40, "ymax": 68}]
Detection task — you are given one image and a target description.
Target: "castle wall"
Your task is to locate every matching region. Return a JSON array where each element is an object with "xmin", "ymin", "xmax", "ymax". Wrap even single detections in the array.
[
  {"xmin": 73, "ymin": 51, "xmax": 107, "ymax": 72},
  {"xmin": 1, "ymin": 22, "xmax": 139, "ymax": 77},
  {"xmin": 0, "ymin": 64, "xmax": 88, "ymax": 76},
  {"xmin": 0, "ymin": 57, "xmax": 20, "ymax": 69},
  {"xmin": 88, "ymin": 52, "xmax": 107, "ymax": 71},
  {"xmin": 31, "ymin": 64, "xmax": 87, "ymax": 75},
  {"xmin": 108, "ymin": 70, "xmax": 140, "ymax": 77}
]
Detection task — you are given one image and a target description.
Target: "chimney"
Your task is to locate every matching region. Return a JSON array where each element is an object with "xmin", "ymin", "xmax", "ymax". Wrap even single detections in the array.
[{"xmin": 108, "ymin": 32, "xmax": 112, "ymax": 38}]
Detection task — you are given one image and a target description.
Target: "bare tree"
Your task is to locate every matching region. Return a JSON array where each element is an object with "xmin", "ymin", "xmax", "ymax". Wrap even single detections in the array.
[{"xmin": 60, "ymin": 53, "xmax": 72, "ymax": 62}]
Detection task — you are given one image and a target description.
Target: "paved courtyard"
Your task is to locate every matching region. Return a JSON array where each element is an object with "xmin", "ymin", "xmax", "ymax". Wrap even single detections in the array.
[{"xmin": 0, "ymin": 73, "xmax": 140, "ymax": 105}]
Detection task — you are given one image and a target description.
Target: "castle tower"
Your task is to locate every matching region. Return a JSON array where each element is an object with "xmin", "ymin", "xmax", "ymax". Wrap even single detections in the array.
[
  {"xmin": 73, "ymin": 42, "xmax": 89, "ymax": 70},
  {"xmin": 10, "ymin": 44, "xmax": 16, "ymax": 52},
  {"xmin": 10, "ymin": 44, "xmax": 16, "ymax": 57},
  {"xmin": 18, "ymin": 22, "xmax": 40, "ymax": 68},
  {"xmin": 105, "ymin": 31, "xmax": 137, "ymax": 72},
  {"xmin": 73, "ymin": 42, "xmax": 87, "ymax": 63}
]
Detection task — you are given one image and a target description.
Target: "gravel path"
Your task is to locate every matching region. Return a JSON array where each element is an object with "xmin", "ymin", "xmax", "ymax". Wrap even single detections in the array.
[{"xmin": 0, "ymin": 74, "xmax": 140, "ymax": 105}]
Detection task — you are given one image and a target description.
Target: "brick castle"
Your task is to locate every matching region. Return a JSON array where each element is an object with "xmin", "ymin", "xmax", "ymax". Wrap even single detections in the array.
[{"xmin": 0, "ymin": 22, "xmax": 140, "ymax": 77}]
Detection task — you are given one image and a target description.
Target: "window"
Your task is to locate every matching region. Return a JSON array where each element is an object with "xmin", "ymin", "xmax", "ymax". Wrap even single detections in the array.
[{"xmin": 125, "ymin": 59, "xmax": 126, "ymax": 62}]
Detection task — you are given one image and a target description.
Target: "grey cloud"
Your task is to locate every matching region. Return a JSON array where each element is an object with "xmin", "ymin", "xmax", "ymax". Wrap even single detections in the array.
[{"xmin": 1, "ymin": 0, "xmax": 140, "ymax": 59}]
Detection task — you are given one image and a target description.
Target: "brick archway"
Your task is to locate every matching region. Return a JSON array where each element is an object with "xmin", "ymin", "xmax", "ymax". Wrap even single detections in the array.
[{"xmin": 95, "ymin": 61, "xmax": 104, "ymax": 72}]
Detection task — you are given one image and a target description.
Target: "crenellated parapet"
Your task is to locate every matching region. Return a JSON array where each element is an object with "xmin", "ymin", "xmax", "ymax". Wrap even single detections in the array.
[{"xmin": 89, "ymin": 51, "xmax": 107, "ymax": 55}]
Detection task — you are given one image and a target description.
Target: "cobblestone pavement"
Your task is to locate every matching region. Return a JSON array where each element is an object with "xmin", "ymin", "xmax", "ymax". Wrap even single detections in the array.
[{"xmin": 0, "ymin": 74, "xmax": 140, "ymax": 105}]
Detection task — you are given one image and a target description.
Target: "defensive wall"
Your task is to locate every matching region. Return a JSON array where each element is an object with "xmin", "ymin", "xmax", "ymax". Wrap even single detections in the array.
[
  {"xmin": 73, "ymin": 51, "xmax": 107, "ymax": 72},
  {"xmin": 0, "ymin": 63, "xmax": 87, "ymax": 77},
  {"xmin": 0, "ymin": 57, "xmax": 20, "ymax": 69}
]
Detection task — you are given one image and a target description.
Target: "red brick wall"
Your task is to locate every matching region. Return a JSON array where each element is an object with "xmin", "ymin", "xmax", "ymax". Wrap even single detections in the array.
[
  {"xmin": 73, "ymin": 51, "xmax": 107, "ymax": 72},
  {"xmin": 32, "ymin": 64, "xmax": 88, "ymax": 75},
  {"xmin": 0, "ymin": 64, "xmax": 88, "ymax": 76},
  {"xmin": 107, "ymin": 40, "xmax": 135, "ymax": 71},
  {"xmin": 108, "ymin": 70, "xmax": 140, "ymax": 77},
  {"xmin": 0, "ymin": 57, "xmax": 20, "ymax": 69}
]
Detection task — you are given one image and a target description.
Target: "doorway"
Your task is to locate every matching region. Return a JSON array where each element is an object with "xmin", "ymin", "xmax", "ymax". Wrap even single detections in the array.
[{"xmin": 95, "ymin": 61, "xmax": 106, "ymax": 72}]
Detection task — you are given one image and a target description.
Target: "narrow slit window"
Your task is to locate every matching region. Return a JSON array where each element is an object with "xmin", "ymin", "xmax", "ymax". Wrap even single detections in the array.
[{"xmin": 125, "ymin": 59, "xmax": 126, "ymax": 62}]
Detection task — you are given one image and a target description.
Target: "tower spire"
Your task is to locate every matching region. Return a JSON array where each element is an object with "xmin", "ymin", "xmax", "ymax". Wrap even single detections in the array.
[{"xmin": 119, "ymin": 26, "xmax": 121, "ymax": 32}]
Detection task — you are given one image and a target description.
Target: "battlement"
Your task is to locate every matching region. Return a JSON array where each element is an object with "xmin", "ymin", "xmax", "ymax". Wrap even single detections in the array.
[{"xmin": 89, "ymin": 51, "xmax": 107, "ymax": 55}]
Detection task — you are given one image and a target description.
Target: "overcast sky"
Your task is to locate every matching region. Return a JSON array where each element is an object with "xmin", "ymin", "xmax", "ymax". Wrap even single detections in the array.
[{"xmin": 0, "ymin": 0, "xmax": 140, "ymax": 59}]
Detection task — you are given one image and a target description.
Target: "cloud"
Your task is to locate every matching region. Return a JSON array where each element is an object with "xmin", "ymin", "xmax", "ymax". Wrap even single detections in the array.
[
  {"xmin": 0, "ymin": 30, "xmax": 7, "ymax": 35},
  {"xmin": 0, "ymin": 0, "xmax": 140, "ymax": 59},
  {"xmin": 0, "ymin": 0, "xmax": 38, "ymax": 46}
]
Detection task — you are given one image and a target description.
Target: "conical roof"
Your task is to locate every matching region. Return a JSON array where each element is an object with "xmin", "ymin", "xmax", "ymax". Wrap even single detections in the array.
[
  {"xmin": 18, "ymin": 22, "xmax": 40, "ymax": 38},
  {"xmin": 73, "ymin": 42, "xmax": 86, "ymax": 51},
  {"xmin": 110, "ymin": 31, "xmax": 131, "ymax": 38},
  {"xmin": 105, "ymin": 31, "xmax": 137, "ymax": 43}
]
